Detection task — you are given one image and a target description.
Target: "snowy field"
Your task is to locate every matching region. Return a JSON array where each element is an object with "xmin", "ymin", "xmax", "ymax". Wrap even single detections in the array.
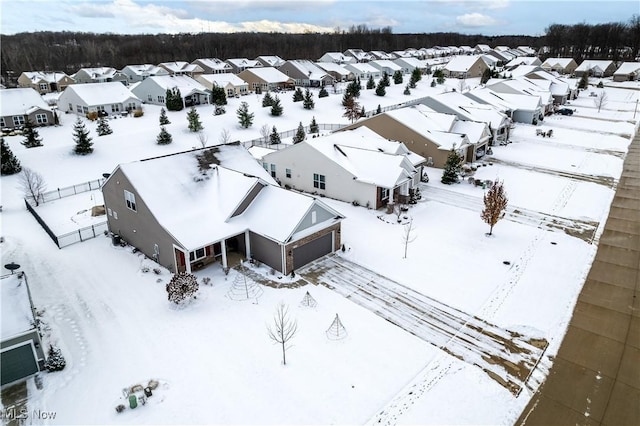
[{"xmin": 1, "ymin": 76, "xmax": 639, "ymax": 425}]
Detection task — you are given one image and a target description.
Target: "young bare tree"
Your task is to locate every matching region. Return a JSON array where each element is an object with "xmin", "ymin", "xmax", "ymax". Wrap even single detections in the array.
[
  {"xmin": 594, "ymin": 90, "xmax": 608, "ymax": 113},
  {"xmin": 259, "ymin": 123, "xmax": 270, "ymax": 143},
  {"xmin": 19, "ymin": 167, "xmax": 47, "ymax": 206},
  {"xmin": 267, "ymin": 302, "xmax": 298, "ymax": 365},
  {"xmin": 196, "ymin": 131, "xmax": 208, "ymax": 148},
  {"xmin": 401, "ymin": 218, "xmax": 417, "ymax": 259},
  {"xmin": 481, "ymin": 180, "xmax": 508, "ymax": 236},
  {"xmin": 457, "ymin": 77, "xmax": 468, "ymax": 93},
  {"xmin": 218, "ymin": 128, "xmax": 231, "ymax": 145}
]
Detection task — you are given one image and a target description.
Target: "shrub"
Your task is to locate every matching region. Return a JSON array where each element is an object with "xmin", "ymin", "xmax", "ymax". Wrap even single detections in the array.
[
  {"xmin": 44, "ymin": 344, "xmax": 66, "ymax": 372},
  {"xmin": 166, "ymin": 272, "xmax": 199, "ymax": 304},
  {"xmin": 86, "ymin": 111, "xmax": 99, "ymax": 121},
  {"xmin": 133, "ymin": 109, "xmax": 144, "ymax": 118}
]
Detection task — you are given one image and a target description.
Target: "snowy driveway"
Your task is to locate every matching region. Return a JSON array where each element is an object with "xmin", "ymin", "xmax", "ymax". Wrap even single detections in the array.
[{"xmin": 298, "ymin": 254, "xmax": 548, "ymax": 396}]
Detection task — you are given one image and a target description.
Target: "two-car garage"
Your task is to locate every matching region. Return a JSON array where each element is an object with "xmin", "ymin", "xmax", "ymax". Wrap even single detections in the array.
[{"xmin": 291, "ymin": 232, "xmax": 334, "ymax": 271}]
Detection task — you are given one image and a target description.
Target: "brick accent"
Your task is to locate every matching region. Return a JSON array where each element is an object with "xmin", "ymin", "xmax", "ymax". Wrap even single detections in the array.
[{"xmin": 284, "ymin": 222, "xmax": 341, "ymax": 274}]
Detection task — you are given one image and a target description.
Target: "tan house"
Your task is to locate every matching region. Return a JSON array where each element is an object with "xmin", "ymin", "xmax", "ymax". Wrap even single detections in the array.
[
  {"xmin": 17, "ymin": 71, "xmax": 75, "ymax": 93},
  {"xmin": 613, "ymin": 62, "xmax": 640, "ymax": 82},
  {"xmin": 540, "ymin": 58, "xmax": 578, "ymax": 75},
  {"xmin": 237, "ymin": 67, "xmax": 294, "ymax": 92},
  {"xmin": 574, "ymin": 60, "xmax": 617, "ymax": 78},
  {"xmin": 443, "ymin": 55, "xmax": 490, "ymax": 79}
]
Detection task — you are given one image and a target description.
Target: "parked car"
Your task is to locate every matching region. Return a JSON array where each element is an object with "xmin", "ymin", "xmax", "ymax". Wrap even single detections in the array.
[{"xmin": 557, "ymin": 108, "xmax": 574, "ymax": 116}]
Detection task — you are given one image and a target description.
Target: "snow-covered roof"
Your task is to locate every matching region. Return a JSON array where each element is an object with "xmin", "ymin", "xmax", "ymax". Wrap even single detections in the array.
[
  {"xmin": 370, "ymin": 60, "xmax": 403, "ymax": 72},
  {"xmin": 613, "ymin": 62, "xmax": 640, "ymax": 76},
  {"xmin": 196, "ymin": 73, "xmax": 248, "ymax": 88},
  {"xmin": 256, "ymin": 56, "xmax": 285, "ymax": 67},
  {"xmin": 315, "ymin": 62, "xmax": 351, "ymax": 76},
  {"xmin": 383, "ymin": 107, "xmax": 470, "ymax": 150},
  {"xmin": 541, "ymin": 58, "xmax": 575, "ymax": 68},
  {"xmin": 475, "ymin": 44, "xmax": 491, "ymax": 52},
  {"xmin": 0, "ymin": 88, "xmax": 52, "ymax": 116},
  {"xmin": 62, "ymin": 82, "xmax": 140, "ymax": 105},
  {"xmin": 77, "ymin": 67, "xmax": 117, "ymax": 79},
  {"xmin": 394, "ymin": 57, "xmax": 426, "ymax": 68},
  {"xmin": 426, "ymin": 92, "xmax": 510, "ymax": 129},
  {"xmin": 445, "ymin": 55, "xmax": 483, "ymax": 72},
  {"xmin": 22, "ymin": 71, "xmax": 71, "ymax": 83},
  {"xmin": 344, "ymin": 49, "xmax": 372, "ymax": 61},
  {"xmin": 319, "ymin": 52, "xmax": 354, "ymax": 63},
  {"xmin": 239, "ymin": 67, "xmax": 292, "ymax": 83},
  {"xmin": 575, "ymin": 60, "xmax": 614, "ymax": 72},
  {"xmin": 159, "ymin": 61, "xmax": 203, "ymax": 74},
  {"xmin": 136, "ymin": 75, "xmax": 208, "ymax": 96},
  {"xmin": 370, "ymin": 51, "xmax": 397, "ymax": 60},
  {"xmin": 226, "ymin": 58, "xmax": 263, "ymax": 68},
  {"xmin": 193, "ymin": 58, "xmax": 232, "ymax": 72},
  {"xmin": 505, "ymin": 57, "xmax": 540, "ymax": 68},
  {"xmin": 487, "ymin": 78, "xmax": 554, "ymax": 104},
  {"xmin": 344, "ymin": 62, "xmax": 380, "ymax": 74},
  {"xmin": 286, "ymin": 60, "xmax": 332, "ymax": 81},
  {"xmin": 1, "ymin": 274, "xmax": 37, "ymax": 340},
  {"xmin": 468, "ymin": 87, "xmax": 542, "ymax": 112},
  {"xmin": 122, "ymin": 64, "xmax": 167, "ymax": 76}
]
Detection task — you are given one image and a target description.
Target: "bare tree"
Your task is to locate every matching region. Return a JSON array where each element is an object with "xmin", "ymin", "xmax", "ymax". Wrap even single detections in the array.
[
  {"xmin": 19, "ymin": 167, "xmax": 47, "ymax": 206},
  {"xmin": 457, "ymin": 77, "xmax": 467, "ymax": 93},
  {"xmin": 594, "ymin": 90, "xmax": 608, "ymax": 113},
  {"xmin": 196, "ymin": 131, "xmax": 208, "ymax": 148},
  {"xmin": 342, "ymin": 95, "xmax": 361, "ymax": 124},
  {"xmin": 481, "ymin": 180, "xmax": 508, "ymax": 236},
  {"xmin": 266, "ymin": 302, "xmax": 298, "ymax": 365},
  {"xmin": 401, "ymin": 218, "xmax": 417, "ymax": 259},
  {"xmin": 218, "ymin": 128, "xmax": 231, "ymax": 145},
  {"xmin": 259, "ymin": 124, "xmax": 270, "ymax": 143}
]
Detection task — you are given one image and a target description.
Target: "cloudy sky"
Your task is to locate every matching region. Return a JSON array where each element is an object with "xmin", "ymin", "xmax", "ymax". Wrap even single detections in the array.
[{"xmin": 0, "ymin": 0, "xmax": 637, "ymax": 36}]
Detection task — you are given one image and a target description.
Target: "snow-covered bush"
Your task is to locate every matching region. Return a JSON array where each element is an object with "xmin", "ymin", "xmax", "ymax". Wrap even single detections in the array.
[
  {"xmin": 166, "ymin": 272, "xmax": 199, "ymax": 304},
  {"xmin": 44, "ymin": 344, "xmax": 66, "ymax": 372}
]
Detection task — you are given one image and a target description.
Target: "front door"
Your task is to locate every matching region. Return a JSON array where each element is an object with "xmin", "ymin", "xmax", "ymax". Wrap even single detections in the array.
[{"xmin": 175, "ymin": 248, "xmax": 186, "ymax": 273}]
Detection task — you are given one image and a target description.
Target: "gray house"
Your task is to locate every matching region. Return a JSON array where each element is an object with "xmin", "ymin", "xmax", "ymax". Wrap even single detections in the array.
[
  {"xmin": 0, "ymin": 88, "xmax": 55, "ymax": 129},
  {"xmin": 1, "ymin": 273, "xmax": 46, "ymax": 387},
  {"xmin": 102, "ymin": 144, "xmax": 344, "ymax": 275}
]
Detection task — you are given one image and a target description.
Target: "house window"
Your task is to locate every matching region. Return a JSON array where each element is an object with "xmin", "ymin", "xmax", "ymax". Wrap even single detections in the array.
[
  {"xmin": 76, "ymin": 105, "xmax": 83, "ymax": 113},
  {"xmin": 0, "ymin": 117, "xmax": 4, "ymax": 127},
  {"xmin": 286, "ymin": 168, "xmax": 292, "ymax": 178},
  {"xmin": 12, "ymin": 116, "xmax": 25, "ymax": 127},
  {"xmin": 35, "ymin": 114, "xmax": 48, "ymax": 124},
  {"xmin": 82, "ymin": 106, "xmax": 89, "ymax": 114},
  {"xmin": 68, "ymin": 103, "xmax": 73, "ymax": 111},
  {"xmin": 262, "ymin": 162, "xmax": 269, "ymax": 171},
  {"xmin": 111, "ymin": 104, "xmax": 120, "ymax": 112},
  {"xmin": 157, "ymin": 96, "xmax": 165, "ymax": 103},
  {"xmin": 381, "ymin": 188, "xmax": 389, "ymax": 200},
  {"xmin": 124, "ymin": 190, "xmax": 137, "ymax": 212},
  {"xmin": 128, "ymin": 102, "xmax": 137, "ymax": 111},
  {"xmin": 148, "ymin": 94, "xmax": 153, "ymax": 102},
  {"xmin": 270, "ymin": 164, "xmax": 276, "ymax": 178},
  {"xmin": 189, "ymin": 247, "xmax": 206, "ymax": 262},
  {"xmin": 313, "ymin": 173, "xmax": 326, "ymax": 190},
  {"xmin": 39, "ymin": 83, "xmax": 48, "ymax": 91}
]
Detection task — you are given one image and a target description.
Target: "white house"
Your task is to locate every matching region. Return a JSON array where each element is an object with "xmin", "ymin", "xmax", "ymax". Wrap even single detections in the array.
[
  {"xmin": 158, "ymin": 61, "xmax": 204, "ymax": 78},
  {"xmin": 196, "ymin": 73, "xmax": 249, "ymax": 97},
  {"xmin": 261, "ymin": 127, "xmax": 425, "ymax": 209},
  {"xmin": 465, "ymin": 87, "xmax": 544, "ymax": 124},
  {"xmin": 343, "ymin": 63, "xmax": 381, "ymax": 80},
  {"xmin": 613, "ymin": 62, "xmax": 640, "ymax": 82},
  {"xmin": 317, "ymin": 52, "xmax": 355, "ymax": 64},
  {"xmin": 58, "ymin": 82, "xmax": 141, "ymax": 116},
  {"xmin": 120, "ymin": 64, "xmax": 169, "ymax": 83},
  {"xmin": 131, "ymin": 75, "xmax": 210, "ymax": 107},
  {"xmin": 0, "ymin": 88, "xmax": 55, "ymax": 129},
  {"xmin": 191, "ymin": 58, "xmax": 233, "ymax": 74},
  {"xmin": 73, "ymin": 67, "xmax": 123, "ymax": 84},
  {"xmin": 369, "ymin": 60, "xmax": 404, "ymax": 76},
  {"xmin": 315, "ymin": 62, "xmax": 354, "ymax": 82}
]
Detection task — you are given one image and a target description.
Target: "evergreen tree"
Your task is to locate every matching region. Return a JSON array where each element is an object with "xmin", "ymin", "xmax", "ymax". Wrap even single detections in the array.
[
  {"xmin": 293, "ymin": 122, "xmax": 306, "ymax": 144},
  {"xmin": 269, "ymin": 126, "xmax": 281, "ymax": 144},
  {"xmin": 346, "ymin": 79, "xmax": 361, "ymax": 98},
  {"xmin": 431, "ymin": 80, "xmax": 437, "ymax": 87},
  {"xmin": 21, "ymin": 118, "xmax": 43, "ymax": 148},
  {"xmin": 366, "ymin": 75, "xmax": 375, "ymax": 89},
  {"xmin": 381, "ymin": 72, "xmax": 390, "ymax": 87},
  {"xmin": 210, "ymin": 85, "xmax": 227, "ymax": 105},
  {"xmin": 303, "ymin": 89, "xmax": 315, "ymax": 110},
  {"xmin": 393, "ymin": 70, "xmax": 403, "ymax": 84},
  {"xmin": 270, "ymin": 95, "xmax": 283, "ymax": 116},
  {"xmin": 292, "ymin": 87, "xmax": 304, "ymax": 102},
  {"xmin": 376, "ymin": 104, "xmax": 382, "ymax": 115},
  {"xmin": 262, "ymin": 92, "xmax": 275, "ymax": 107},
  {"xmin": 441, "ymin": 146, "xmax": 463, "ymax": 184},
  {"xmin": 186, "ymin": 106, "xmax": 203, "ymax": 132},
  {"xmin": 156, "ymin": 126, "xmax": 173, "ymax": 144},
  {"xmin": 309, "ymin": 116, "xmax": 319, "ymax": 133},
  {"xmin": 1, "ymin": 137, "xmax": 22, "ymax": 175},
  {"xmin": 359, "ymin": 105, "xmax": 366, "ymax": 117},
  {"xmin": 72, "ymin": 116, "xmax": 93, "ymax": 155},
  {"xmin": 434, "ymin": 69, "xmax": 445, "ymax": 84},
  {"xmin": 404, "ymin": 84, "xmax": 411, "ymax": 95},
  {"xmin": 96, "ymin": 116, "xmax": 113, "ymax": 136},
  {"xmin": 411, "ymin": 67, "xmax": 422, "ymax": 84},
  {"xmin": 166, "ymin": 87, "xmax": 184, "ymax": 111},
  {"xmin": 159, "ymin": 107, "xmax": 171, "ymax": 125},
  {"xmin": 236, "ymin": 101, "xmax": 254, "ymax": 128},
  {"xmin": 318, "ymin": 87, "xmax": 329, "ymax": 98},
  {"xmin": 375, "ymin": 81, "xmax": 386, "ymax": 96}
]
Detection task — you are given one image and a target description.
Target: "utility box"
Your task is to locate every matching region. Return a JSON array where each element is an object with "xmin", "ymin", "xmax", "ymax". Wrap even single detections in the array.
[
  {"xmin": 144, "ymin": 387, "xmax": 152, "ymax": 397},
  {"xmin": 128, "ymin": 394, "xmax": 138, "ymax": 409}
]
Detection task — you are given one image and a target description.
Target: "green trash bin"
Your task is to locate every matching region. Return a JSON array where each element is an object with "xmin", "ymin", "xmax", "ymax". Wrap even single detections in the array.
[{"xmin": 129, "ymin": 394, "xmax": 138, "ymax": 409}]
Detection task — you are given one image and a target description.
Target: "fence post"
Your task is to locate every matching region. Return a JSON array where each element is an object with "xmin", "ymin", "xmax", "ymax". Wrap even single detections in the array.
[
  {"xmin": 92, "ymin": 224, "xmax": 96, "ymax": 238},
  {"xmin": 78, "ymin": 229, "xmax": 83, "ymax": 242},
  {"xmin": 58, "ymin": 188, "xmax": 61, "ymax": 199}
]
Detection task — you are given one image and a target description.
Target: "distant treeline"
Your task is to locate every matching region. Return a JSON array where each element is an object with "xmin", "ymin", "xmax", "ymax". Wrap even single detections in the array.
[{"xmin": 0, "ymin": 17, "xmax": 637, "ymax": 80}]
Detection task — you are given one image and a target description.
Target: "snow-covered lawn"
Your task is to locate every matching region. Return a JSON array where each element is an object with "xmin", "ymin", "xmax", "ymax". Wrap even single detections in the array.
[{"xmin": 1, "ymin": 78, "xmax": 639, "ymax": 425}]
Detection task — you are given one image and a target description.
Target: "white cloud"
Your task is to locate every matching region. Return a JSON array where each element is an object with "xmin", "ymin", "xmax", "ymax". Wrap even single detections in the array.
[
  {"xmin": 437, "ymin": 0, "xmax": 509, "ymax": 10},
  {"xmin": 456, "ymin": 12, "xmax": 499, "ymax": 27}
]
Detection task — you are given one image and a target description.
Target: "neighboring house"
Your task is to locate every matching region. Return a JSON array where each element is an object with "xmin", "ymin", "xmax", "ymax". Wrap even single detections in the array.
[
  {"xmin": 315, "ymin": 62, "xmax": 354, "ymax": 82},
  {"xmin": 481, "ymin": 54, "xmax": 501, "ymax": 70},
  {"xmin": 120, "ymin": 64, "xmax": 169, "ymax": 84},
  {"xmin": 73, "ymin": 67, "xmax": 124, "ymax": 84},
  {"xmin": 0, "ymin": 88, "xmax": 55, "ymax": 129},
  {"xmin": 225, "ymin": 58, "xmax": 263, "ymax": 74},
  {"xmin": 465, "ymin": 87, "xmax": 544, "ymax": 124},
  {"xmin": 237, "ymin": 67, "xmax": 295, "ymax": 92},
  {"xmin": 505, "ymin": 56, "xmax": 542, "ymax": 69},
  {"xmin": 486, "ymin": 50, "xmax": 514, "ymax": 66},
  {"xmin": 369, "ymin": 60, "xmax": 404, "ymax": 76},
  {"xmin": 417, "ymin": 92, "xmax": 511, "ymax": 144},
  {"xmin": 419, "ymin": 47, "xmax": 438, "ymax": 58},
  {"xmin": 574, "ymin": 60, "xmax": 617, "ymax": 78},
  {"xmin": 540, "ymin": 57, "xmax": 578, "ymax": 75},
  {"xmin": 191, "ymin": 58, "xmax": 233, "ymax": 74},
  {"xmin": 262, "ymin": 127, "xmax": 425, "ymax": 208},
  {"xmin": 370, "ymin": 51, "xmax": 398, "ymax": 60},
  {"xmin": 343, "ymin": 49, "xmax": 372, "ymax": 63},
  {"xmin": 443, "ymin": 55, "xmax": 490, "ymax": 79},
  {"xmin": 1, "ymin": 273, "xmax": 46, "ymax": 388},
  {"xmin": 158, "ymin": 61, "xmax": 204, "ymax": 78},
  {"xmin": 277, "ymin": 60, "xmax": 336, "ymax": 87},
  {"xmin": 317, "ymin": 52, "xmax": 355, "ymax": 64},
  {"xmin": 486, "ymin": 77, "xmax": 555, "ymax": 114},
  {"xmin": 17, "ymin": 71, "xmax": 75, "ymax": 93},
  {"xmin": 131, "ymin": 75, "xmax": 209, "ymax": 107},
  {"xmin": 393, "ymin": 57, "xmax": 428, "ymax": 75},
  {"xmin": 515, "ymin": 67, "xmax": 575, "ymax": 104},
  {"xmin": 613, "ymin": 62, "xmax": 640, "ymax": 82},
  {"xmin": 474, "ymin": 44, "xmax": 492, "ymax": 54},
  {"xmin": 196, "ymin": 73, "xmax": 249, "ymax": 98},
  {"xmin": 517, "ymin": 46, "xmax": 537, "ymax": 56},
  {"xmin": 101, "ymin": 144, "xmax": 344, "ymax": 276},
  {"xmin": 256, "ymin": 56, "xmax": 286, "ymax": 68},
  {"xmin": 343, "ymin": 62, "xmax": 381, "ymax": 80},
  {"xmin": 58, "ymin": 82, "xmax": 141, "ymax": 116}
]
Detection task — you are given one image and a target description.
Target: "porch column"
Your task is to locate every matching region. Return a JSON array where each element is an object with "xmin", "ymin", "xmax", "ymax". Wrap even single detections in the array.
[
  {"xmin": 221, "ymin": 239, "xmax": 228, "ymax": 269},
  {"xmin": 244, "ymin": 231, "xmax": 251, "ymax": 259}
]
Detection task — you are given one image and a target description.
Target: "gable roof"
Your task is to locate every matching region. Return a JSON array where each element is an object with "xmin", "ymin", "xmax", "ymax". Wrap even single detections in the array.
[
  {"xmin": 192, "ymin": 58, "xmax": 232, "ymax": 72},
  {"xmin": 159, "ymin": 61, "xmax": 203, "ymax": 74},
  {"xmin": 197, "ymin": 73, "xmax": 248, "ymax": 87},
  {"xmin": 60, "ymin": 82, "xmax": 140, "ymax": 105},
  {"xmin": 505, "ymin": 56, "xmax": 541, "ymax": 68},
  {"xmin": 575, "ymin": 59, "xmax": 614, "ymax": 72},
  {"xmin": 383, "ymin": 107, "xmax": 470, "ymax": 150},
  {"xmin": 370, "ymin": 59, "xmax": 403, "ymax": 72},
  {"xmin": 444, "ymin": 55, "xmax": 484, "ymax": 72},
  {"xmin": 423, "ymin": 92, "xmax": 510, "ymax": 129},
  {"xmin": 0, "ymin": 88, "xmax": 52, "ymax": 116},
  {"xmin": 226, "ymin": 58, "xmax": 263, "ymax": 68},
  {"xmin": 315, "ymin": 62, "xmax": 352, "ymax": 77},
  {"xmin": 467, "ymin": 87, "xmax": 542, "ymax": 112},
  {"xmin": 541, "ymin": 57, "xmax": 576, "ymax": 68},
  {"xmin": 343, "ymin": 62, "xmax": 380, "ymax": 74},
  {"xmin": 613, "ymin": 62, "xmax": 640, "ymax": 76},
  {"xmin": 283, "ymin": 60, "xmax": 332, "ymax": 81},
  {"xmin": 134, "ymin": 75, "xmax": 208, "ymax": 96},
  {"xmin": 76, "ymin": 67, "xmax": 117, "ymax": 79},
  {"xmin": 318, "ymin": 52, "xmax": 354, "ymax": 63},
  {"xmin": 121, "ymin": 64, "xmax": 168, "ymax": 77},
  {"xmin": 256, "ymin": 56, "xmax": 285, "ymax": 67},
  {"xmin": 238, "ymin": 67, "xmax": 293, "ymax": 83},
  {"xmin": 21, "ymin": 71, "xmax": 72, "ymax": 84}
]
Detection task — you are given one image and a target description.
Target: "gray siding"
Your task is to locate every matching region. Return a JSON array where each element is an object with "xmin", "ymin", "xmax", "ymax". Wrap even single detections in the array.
[
  {"xmin": 294, "ymin": 205, "xmax": 336, "ymax": 234},
  {"xmin": 249, "ymin": 231, "xmax": 283, "ymax": 272}
]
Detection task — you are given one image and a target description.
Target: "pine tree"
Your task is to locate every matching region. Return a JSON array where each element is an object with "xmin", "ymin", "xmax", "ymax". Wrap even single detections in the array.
[
  {"xmin": 404, "ymin": 84, "xmax": 411, "ymax": 95},
  {"xmin": 411, "ymin": 67, "xmax": 422, "ymax": 84},
  {"xmin": 72, "ymin": 117, "xmax": 93, "ymax": 155},
  {"xmin": 309, "ymin": 116, "xmax": 319, "ymax": 133},
  {"xmin": 318, "ymin": 87, "xmax": 329, "ymax": 98},
  {"xmin": 159, "ymin": 107, "xmax": 171, "ymax": 125},
  {"xmin": 346, "ymin": 79, "xmax": 361, "ymax": 98},
  {"xmin": 431, "ymin": 80, "xmax": 437, "ymax": 87},
  {"xmin": 375, "ymin": 81, "xmax": 386, "ymax": 96},
  {"xmin": 381, "ymin": 72, "xmax": 390, "ymax": 87},
  {"xmin": 96, "ymin": 116, "xmax": 113, "ymax": 136},
  {"xmin": 376, "ymin": 104, "xmax": 382, "ymax": 115},
  {"xmin": 292, "ymin": 87, "xmax": 304, "ymax": 102},
  {"xmin": 293, "ymin": 122, "xmax": 306, "ymax": 144},
  {"xmin": 262, "ymin": 92, "xmax": 275, "ymax": 107},
  {"xmin": 156, "ymin": 126, "xmax": 173, "ymax": 144},
  {"xmin": 166, "ymin": 87, "xmax": 184, "ymax": 111},
  {"xmin": 303, "ymin": 89, "xmax": 315, "ymax": 110},
  {"xmin": 366, "ymin": 75, "xmax": 375, "ymax": 89},
  {"xmin": 441, "ymin": 146, "xmax": 463, "ymax": 184},
  {"xmin": 393, "ymin": 70, "xmax": 403, "ymax": 84},
  {"xmin": 210, "ymin": 85, "xmax": 227, "ymax": 105},
  {"xmin": 270, "ymin": 95, "xmax": 283, "ymax": 116},
  {"xmin": 269, "ymin": 126, "xmax": 281, "ymax": 145},
  {"xmin": 1, "ymin": 137, "xmax": 22, "ymax": 175},
  {"xmin": 21, "ymin": 118, "xmax": 43, "ymax": 148},
  {"xmin": 236, "ymin": 101, "xmax": 254, "ymax": 128},
  {"xmin": 186, "ymin": 106, "xmax": 203, "ymax": 132},
  {"xmin": 359, "ymin": 105, "xmax": 366, "ymax": 117},
  {"xmin": 481, "ymin": 180, "xmax": 508, "ymax": 236}
]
